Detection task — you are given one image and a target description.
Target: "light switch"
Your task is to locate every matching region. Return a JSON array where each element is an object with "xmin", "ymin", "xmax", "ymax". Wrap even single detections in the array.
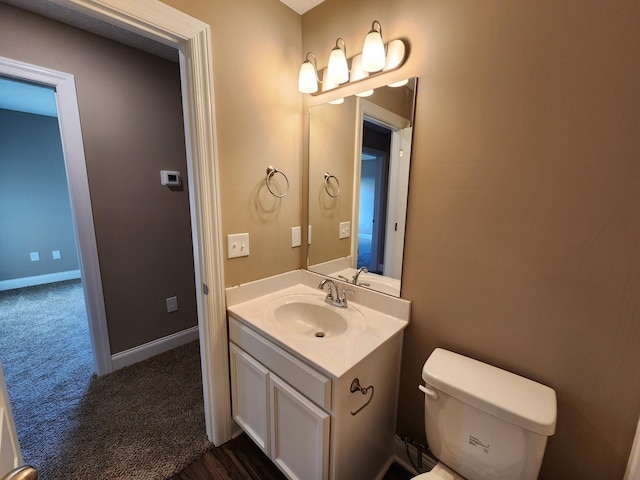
[
  {"xmin": 291, "ymin": 226, "xmax": 302, "ymax": 248},
  {"xmin": 227, "ymin": 233, "xmax": 250, "ymax": 258},
  {"xmin": 339, "ymin": 221, "xmax": 351, "ymax": 239}
]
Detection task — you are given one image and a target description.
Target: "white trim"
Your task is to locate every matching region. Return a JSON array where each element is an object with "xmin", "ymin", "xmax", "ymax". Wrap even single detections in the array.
[
  {"xmin": 48, "ymin": 0, "xmax": 231, "ymax": 445},
  {"xmin": 625, "ymin": 415, "xmax": 640, "ymax": 480},
  {"xmin": 0, "ymin": 270, "xmax": 81, "ymax": 291},
  {"xmin": 111, "ymin": 326, "xmax": 200, "ymax": 371},
  {"xmin": 0, "ymin": 56, "xmax": 113, "ymax": 377}
]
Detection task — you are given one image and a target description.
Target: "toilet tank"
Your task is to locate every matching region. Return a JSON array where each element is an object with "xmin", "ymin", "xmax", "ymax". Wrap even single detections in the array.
[{"xmin": 422, "ymin": 349, "xmax": 557, "ymax": 480}]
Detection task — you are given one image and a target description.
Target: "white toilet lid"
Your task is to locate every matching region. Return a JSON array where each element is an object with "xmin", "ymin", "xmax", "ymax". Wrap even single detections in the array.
[{"xmin": 412, "ymin": 462, "xmax": 466, "ymax": 480}]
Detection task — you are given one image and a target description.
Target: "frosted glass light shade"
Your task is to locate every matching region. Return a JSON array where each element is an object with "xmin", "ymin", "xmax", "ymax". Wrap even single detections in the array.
[
  {"xmin": 298, "ymin": 61, "xmax": 318, "ymax": 93},
  {"xmin": 361, "ymin": 29, "xmax": 385, "ymax": 72},
  {"xmin": 350, "ymin": 54, "xmax": 369, "ymax": 82},
  {"xmin": 327, "ymin": 46, "xmax": 349, "ymax": 85}
]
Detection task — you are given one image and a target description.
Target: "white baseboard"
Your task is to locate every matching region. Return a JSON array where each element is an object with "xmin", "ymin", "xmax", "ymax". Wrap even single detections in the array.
[
  {"xmin": 0, "ymin": 270, "xmax": 81, "ymax": 291},
  {"xmin": 393, "ymin": 435, "xmax": 438, "ymax": 475},
  {"xmin": 111, "ymin": 326, "xmax": 199, "ymax": 371}
]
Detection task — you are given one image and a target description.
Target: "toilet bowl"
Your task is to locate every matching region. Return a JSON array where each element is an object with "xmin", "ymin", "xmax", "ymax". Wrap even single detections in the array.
[{"xmin": 413, "ymin": 462, "xmax": 465, "ymax": 480}]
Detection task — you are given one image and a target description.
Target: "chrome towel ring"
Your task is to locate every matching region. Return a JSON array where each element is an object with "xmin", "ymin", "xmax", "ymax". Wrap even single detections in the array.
[
  {"xmin": 266, "ymin": 166, "xmax": 289, "ymax": 198},
  {"xmin": 323, "ymin": 172, "xmax": 340, "ymax": 198}
]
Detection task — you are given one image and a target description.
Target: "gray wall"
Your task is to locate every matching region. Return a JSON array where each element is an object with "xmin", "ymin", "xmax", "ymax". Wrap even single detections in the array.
[
  {"xmin": 0, "ymin": 109, "xmax": 79, "ymax": 281},
  {"xmin": 0, "ymin": 4, "xmax": 197, "ymax": 354}
]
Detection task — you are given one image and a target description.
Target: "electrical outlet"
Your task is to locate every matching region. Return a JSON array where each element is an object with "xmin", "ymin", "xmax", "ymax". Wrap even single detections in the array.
[
  {"xmin": 339, "ymin": 221, "xmax": 351, "ymax": 239},
  {"xmin": 30, "ymin": 252, "xmax": 40, "ymax": 262},
  {"xmin": 166, "ymin": 296, "xmax": 178, "ymax": 313},
  {"xmin": 52, "ymin": 250, "xmax": 61, "ymax": 260}
]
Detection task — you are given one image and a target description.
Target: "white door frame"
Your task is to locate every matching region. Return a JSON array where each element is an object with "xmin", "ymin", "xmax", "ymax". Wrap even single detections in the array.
[
  {"xmin": 26, "ymin": 0, "xmax": 231, "ymax": 445},
  {"xmin": 0, "ymin": 57, "xmax": 112, "ymax": 377}
]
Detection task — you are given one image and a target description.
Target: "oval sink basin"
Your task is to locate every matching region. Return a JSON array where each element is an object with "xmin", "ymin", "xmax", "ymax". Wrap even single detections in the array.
[{"xmin": 266, "ymin": 294, "xmax": 364, "ymax": 338}]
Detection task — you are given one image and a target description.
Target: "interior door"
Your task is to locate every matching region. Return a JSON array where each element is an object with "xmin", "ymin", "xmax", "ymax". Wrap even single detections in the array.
[{"xmin": 0, "ymin": 362, "xmax": 21, "ymax": 477}]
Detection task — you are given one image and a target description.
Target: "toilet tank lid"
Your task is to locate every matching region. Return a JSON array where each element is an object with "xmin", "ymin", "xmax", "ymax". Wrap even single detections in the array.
[{"xmin": 422, "ymin": 348, "xmax": 557, "ymax": 436}]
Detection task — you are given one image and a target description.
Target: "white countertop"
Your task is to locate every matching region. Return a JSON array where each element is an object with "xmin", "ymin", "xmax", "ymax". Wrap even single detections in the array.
[{"xmin": 226, "ymin": 270, "xmax": 410, "ymax": 378}]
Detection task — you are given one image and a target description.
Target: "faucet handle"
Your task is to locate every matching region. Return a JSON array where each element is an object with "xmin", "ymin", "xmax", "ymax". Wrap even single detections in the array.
[{"xmin": 339, "ymin": 288, "xmax": 354, "ymax": 307}]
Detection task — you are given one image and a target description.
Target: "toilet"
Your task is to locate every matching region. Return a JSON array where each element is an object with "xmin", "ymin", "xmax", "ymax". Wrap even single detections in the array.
[{"xmin": 414, "ymin": 348, "xmax": 557, "ymax": 480}]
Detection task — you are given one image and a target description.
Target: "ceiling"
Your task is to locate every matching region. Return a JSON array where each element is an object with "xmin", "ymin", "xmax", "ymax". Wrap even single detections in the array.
[
  {"xmin": 279, "ymin": 0, "xmax": 326, "ymax": 15},
  {"xmin": 0, "ymin": 77, "xmax": 58, "ymax": 117},
  {"xmin": 1, "ymin": 0, "xmax": 179, "ymax": 61}
]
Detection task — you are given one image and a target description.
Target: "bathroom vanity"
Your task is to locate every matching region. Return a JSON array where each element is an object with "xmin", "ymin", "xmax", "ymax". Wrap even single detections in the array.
[{"xmin": 226, "ymin": 270, "xmax": 410, "ymax": 480}]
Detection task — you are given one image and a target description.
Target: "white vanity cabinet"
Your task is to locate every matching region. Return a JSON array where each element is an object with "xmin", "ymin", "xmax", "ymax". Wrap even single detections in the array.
[
  {"xmin": 228, "ymin": 314, "xmax": 405, "ymax": 480},
  {"xmin": 229, "ymin": 318, "xmax": 331, "ymax": 480}
]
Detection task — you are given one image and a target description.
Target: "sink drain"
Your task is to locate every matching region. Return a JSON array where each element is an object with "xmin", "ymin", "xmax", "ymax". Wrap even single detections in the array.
[{"xmin": 315, "ymin": 332, "xmax": 325, "ymax": 338}]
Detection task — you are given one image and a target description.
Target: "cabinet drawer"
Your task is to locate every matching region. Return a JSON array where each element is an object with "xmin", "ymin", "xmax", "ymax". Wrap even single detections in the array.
[{"xmin": 229, "ymin": 317, "xmax": 332, "ymax": 410}]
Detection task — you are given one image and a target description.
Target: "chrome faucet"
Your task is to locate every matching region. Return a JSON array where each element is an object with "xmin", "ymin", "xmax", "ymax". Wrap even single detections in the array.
[
  {"xmin": 352, "ymin": 266, "xmax": 369, "ymax": 285},
  {"xmin": 318, "ymin": 279, "xmax": 352, "ymax": 308}
]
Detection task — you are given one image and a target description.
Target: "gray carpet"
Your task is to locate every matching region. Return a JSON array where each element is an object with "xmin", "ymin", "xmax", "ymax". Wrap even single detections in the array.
[{"xmin": 0, "ymin": 280, "xmax": 213, "ymax": 479}]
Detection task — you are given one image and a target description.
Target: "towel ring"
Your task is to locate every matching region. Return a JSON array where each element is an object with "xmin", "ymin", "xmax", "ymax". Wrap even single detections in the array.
[
  {"xmin": 350, "ymin": 378, "xmax": 374, "ymax": 416},
  {"xmin": 266, "ymin": 166, "xmax": 289, "ymax": 198},
  {"xmin": 323, "ymin": 172, "xmax": 340, "ymax": 198}
]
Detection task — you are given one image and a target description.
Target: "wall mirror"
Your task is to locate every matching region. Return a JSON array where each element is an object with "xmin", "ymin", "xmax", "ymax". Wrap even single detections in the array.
[{"xmin": 307, "ymin": 77, "xmax": 417, "ymax": 297}]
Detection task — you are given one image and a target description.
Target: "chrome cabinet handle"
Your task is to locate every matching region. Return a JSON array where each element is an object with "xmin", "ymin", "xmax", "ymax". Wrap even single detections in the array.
[{"xmin": 1, "ymin": 466, "xmax": 38, "ymax": 480}]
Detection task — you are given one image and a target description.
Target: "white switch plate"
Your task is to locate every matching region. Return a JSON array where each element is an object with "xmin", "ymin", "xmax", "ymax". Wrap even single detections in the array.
[
  {"xmin": 166, "ymin": 296, "xmax": 178, "ymax": 313},
  {"xmin": 308, "ymin": 225, "xmax": 312, "ymax": 245},
  {"xmin": 52, "ymin": 250, "xmax": 61, "ymax": 260},
  {"xmin": 339, "ymin": 221, "xmax": 351, "ymax": 239},
  {"xmin": 291, "ymin": 226, "xmax": 301, "ymax": 248},
  {"xmin": 30, "ymin": 252, "xmax": 39, "ymax": 262},
  {"xmin": 227, "ymin": 233, "xmax": 250, "ymax": 258}
]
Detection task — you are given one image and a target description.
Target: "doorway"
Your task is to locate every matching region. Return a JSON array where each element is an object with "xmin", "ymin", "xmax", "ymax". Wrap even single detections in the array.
[
  {"xmin": 0, "ymin": 0, "xmax": 230, "ymax": 446},
  {"xmin": 358, "ymin": 120, "xmax": 392, "ymax": 274},
  {"xmin": 0, "ymin": 75, "xmax": 92, "ymax": 356}
]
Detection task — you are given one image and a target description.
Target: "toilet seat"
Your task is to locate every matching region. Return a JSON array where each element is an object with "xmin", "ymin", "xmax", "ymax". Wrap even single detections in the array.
[{"xmin": 412, "ymin": 462, "xmax": 466, "ymax": 480}]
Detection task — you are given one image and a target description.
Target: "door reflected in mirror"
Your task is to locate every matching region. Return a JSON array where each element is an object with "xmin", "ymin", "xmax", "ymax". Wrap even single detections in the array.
[{"xmin": 307, "ymin": 77, "xmax": 417, "ymax": 297}]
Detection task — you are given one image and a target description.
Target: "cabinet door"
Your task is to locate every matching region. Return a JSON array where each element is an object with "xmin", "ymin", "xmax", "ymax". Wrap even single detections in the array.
[
  {"xmin": 229, "ymin": 343, "xmax": 270, "ymax": 455},
  {"xmin": 270, "ymin": 374, "xmax": 330, "ymax": 480}
]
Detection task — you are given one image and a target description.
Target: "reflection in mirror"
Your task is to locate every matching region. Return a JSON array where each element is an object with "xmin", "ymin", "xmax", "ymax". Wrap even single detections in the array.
[{"xmin": 307, "ymin": 78, "xmax": 417, "ymax": 297}]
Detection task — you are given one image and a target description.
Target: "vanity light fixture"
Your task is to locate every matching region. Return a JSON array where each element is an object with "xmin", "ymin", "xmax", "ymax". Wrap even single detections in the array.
[
  {"xmin": 298, "ymin": 52, "xmax": 320, "ymax": 94},
  {"xmin": 326, "ymin": 38, "xmax": 349, "ymax": 86},
  {"xmin": 297, "ymin": 20, "xmax": 407, "ymax": 96},
  {"xmin": 361, "ymin": 21, "xmax": 386, "ymax": 72},
  {"xmin": 350, "ymin": 55, "xmax": 374, "ymax": 97}
]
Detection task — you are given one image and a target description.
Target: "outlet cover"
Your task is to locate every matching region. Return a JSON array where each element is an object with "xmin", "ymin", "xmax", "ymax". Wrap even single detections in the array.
[
  {"xmin": 52, "ymin": 250, "xmax": 61, "ymax": 260},
  {"xmin": 291, "ymin": 226, "xmax": 301, "ymax": 248},
  {"xmin": 30, "ymin": 252, "xmax": 40, "ymax": 262},
  {"xmin": 339, "ymin": 221, "xmax": 351, "ymax": 239},
  {"xmin": 166, "ymin": 296, "xmax": 178, "ymax": 313},
  {"xmin": 227, "ymin": 233, "xmax": 250, "ymax": 258}
]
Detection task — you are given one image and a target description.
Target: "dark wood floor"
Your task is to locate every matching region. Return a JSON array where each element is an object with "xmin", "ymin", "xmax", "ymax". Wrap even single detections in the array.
[{"xmin": 170, "ymin": 433, "xmax": 413, "ymax": 480}]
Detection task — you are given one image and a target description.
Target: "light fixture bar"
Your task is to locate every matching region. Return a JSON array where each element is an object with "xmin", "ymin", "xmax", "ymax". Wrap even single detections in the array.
[{"xmin": 297, "ymin": 21, "xmax": 408, "ymax": 96}]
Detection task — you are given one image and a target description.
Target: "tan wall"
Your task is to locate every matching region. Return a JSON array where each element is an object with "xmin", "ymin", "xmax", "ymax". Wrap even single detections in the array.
[
  {"xmin": 308, "ymin": 97, "xmax": 356, "ymax": 266},
  {"xmin": 161, "ymin": 0, "xmax": 303, "ymax": 288},
  {"xmin": 303, "ymin": 0, "xmax": 640, "ymax": 478},
  {"xmin": 0, "ymin": 4, "xmax": 197, "ymax": 354}
]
